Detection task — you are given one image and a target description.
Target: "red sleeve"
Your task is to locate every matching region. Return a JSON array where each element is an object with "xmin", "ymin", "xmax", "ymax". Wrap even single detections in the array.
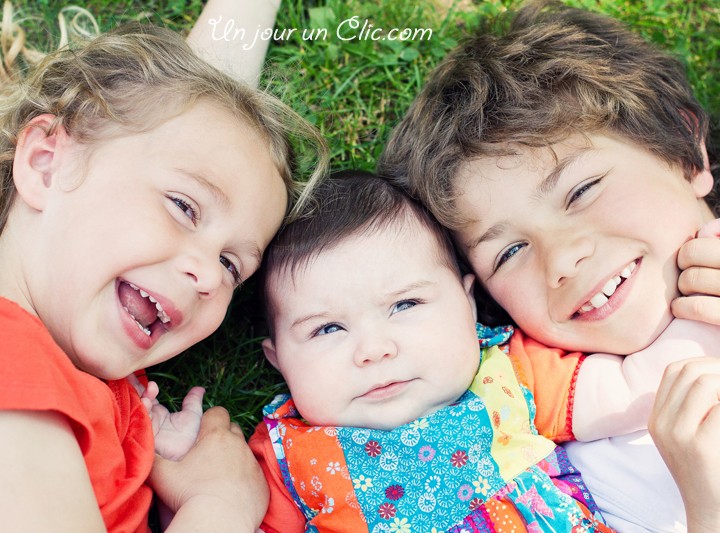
[
  {"xmin": 249, "ymin": 422, "xmax": 307, "ymax": 533},
  {"xmin": 508, "ymin": 328, "xmax": 586, "ymax": 442}
]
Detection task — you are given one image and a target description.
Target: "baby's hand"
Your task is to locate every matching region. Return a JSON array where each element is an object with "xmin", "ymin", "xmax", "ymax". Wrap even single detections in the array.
[
  {"xmin": 149, "ymin": 387, "xmax": 205, "ymax": 461},
  {"xmin": 673, "ymin": 219, "xmax": 720, "ymax": 325},
  {"xmin": 127, "ymin": 374, "xmax": 204, "ymax": 461}
]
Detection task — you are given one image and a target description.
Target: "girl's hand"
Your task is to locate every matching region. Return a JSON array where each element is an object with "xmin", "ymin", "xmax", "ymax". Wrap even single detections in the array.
[
  {"xmin": 673, "ymin": 220, "xmax": 720, "ymax": 325},
  {"xmin": 649, "ymin": 357, "xmax": 720, "ymax": 533}
]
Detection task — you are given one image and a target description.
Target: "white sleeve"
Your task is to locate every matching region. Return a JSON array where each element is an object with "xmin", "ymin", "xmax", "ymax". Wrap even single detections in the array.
[
  {"xmin": 572, "ymin": 318, "xmax": 720, "ymax": 441},
  {"xmin": 187, "ymin": 0, "xmax": 281, "ymax": 87}
]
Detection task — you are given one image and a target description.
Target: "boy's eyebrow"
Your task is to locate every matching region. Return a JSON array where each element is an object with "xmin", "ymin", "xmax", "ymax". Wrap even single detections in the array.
[
  {"xmin": 467, "ymin": 147, "xmax": 594, "ymax": 250},
  {"xmin": 177, "ymin": 168, "xmax": 232, "ymax": 210},
  {"xmin": 536, "ymin": 147, "xmax": 593, "ymax": 196},
  {"xmin": 291, "ymin": 311, "xmax": 331, "ymax": 331}
]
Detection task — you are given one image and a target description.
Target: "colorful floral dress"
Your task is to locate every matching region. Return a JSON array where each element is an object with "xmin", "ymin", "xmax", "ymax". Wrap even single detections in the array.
[{"xmin": 252, "ymin": 326, "xmax": 614, "ymax": 532}]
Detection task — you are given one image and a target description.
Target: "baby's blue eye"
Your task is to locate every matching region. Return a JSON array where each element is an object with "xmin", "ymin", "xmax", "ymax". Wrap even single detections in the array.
[
  {"xmin": 392, "ymin": 300, "xmax": 417, "ymax": 314},
  {"xmin": 315, "ymin": 323, "xmax": 343, "ymax": 336}
]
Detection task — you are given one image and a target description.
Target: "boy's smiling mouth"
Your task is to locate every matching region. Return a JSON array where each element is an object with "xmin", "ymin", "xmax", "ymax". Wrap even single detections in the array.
[
  {"xmin": 118, "ymin": 280, "xmax": 173, "ymax": 337},
  {"xmin": 574, "ymin": 259, "xmax": 638, "ymax": 318}
]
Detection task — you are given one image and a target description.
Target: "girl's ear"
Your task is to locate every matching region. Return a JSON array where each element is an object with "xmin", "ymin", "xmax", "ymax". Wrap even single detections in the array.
[
  {"xmin": 691, "ymin": 140, "xmax": 714, "ymax": 199},
  {"xmin": 12, "ymin": 114, "xmax": 68, "ymax": 211},
  {"xmin": 462, "ymin": 273, "xmax": 478, "ymax": 323},
  {"xmin": 261, "ymin": 337, "xmax": 280, "ymax": 370}
]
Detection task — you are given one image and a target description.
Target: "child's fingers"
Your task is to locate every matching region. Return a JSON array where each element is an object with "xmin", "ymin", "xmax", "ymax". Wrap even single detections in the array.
[
  {"xmin": 677, "ymin": 265, "xmax": 720, "ymax": 297},
  {"xmin": 143, "ymin": 380, "xmax": 160, "ymax": 401},
  {"xmin": 180, "ymin": 386, "xmax": 206, "ymax": 416},
  {"xmin": 126, "ymin": 373, "xmax": 146, "ymax": 396},
  {"xmin": 671, "ymin": 295, "xmax": 720, "ymax": 325},
  {"xmin": 677, "ymin": 236, "xmax": 720, "ymax": 270}
]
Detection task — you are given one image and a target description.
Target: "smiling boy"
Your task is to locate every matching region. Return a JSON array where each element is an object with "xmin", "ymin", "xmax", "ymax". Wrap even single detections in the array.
[{"xmin": 378, "ymin": 1, "xmax": 719, "ymax": 530}]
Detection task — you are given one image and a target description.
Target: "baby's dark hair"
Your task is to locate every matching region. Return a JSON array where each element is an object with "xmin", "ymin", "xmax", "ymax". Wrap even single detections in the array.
[
  {"xmin": 260, "ymin": 170, "xmax": 463, "ymax": 336},
  {"xmin": 379, "ymin": 0, "xmax": 711, "ymax": 230}
]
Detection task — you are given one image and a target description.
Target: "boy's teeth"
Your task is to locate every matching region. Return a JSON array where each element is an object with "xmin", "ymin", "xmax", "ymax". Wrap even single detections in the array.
[
  {"xmin": 126, "ymin": 282, "xmax": 171, "ymax": 325},
  {"xmin": 590, "ymin": 292, "xmax": 609, "ymax": 308},
  {"xmin": 602, "ymin": 278, "xmax": 618, "ymax": 297},
  {"xmin": 577, "ymin": 260, "xmax": 638, "ymax": 315}
]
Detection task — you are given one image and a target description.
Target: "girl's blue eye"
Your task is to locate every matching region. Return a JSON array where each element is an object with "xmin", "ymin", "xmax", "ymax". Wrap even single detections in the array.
[
  {"xmin": 495, "ymin": 243, "xmax": 525, "ymax": 271},
  {"xmin": 220, "ymin": 256, "xmax": 241, "ymax": 286},
  {"xmin": 314, "ymin": 323, "xmax": 343, "ymax": 336},
  {"xmin": 392, "ymin": 300, "xmax": 417, "ymax": 314},
  {"xmin": 567, "ymin": 177, "xmax": 602, "ymax": 207},
  {"xmin": 171, "ymin": 196, "xmax": 198, "ymax": 223}
]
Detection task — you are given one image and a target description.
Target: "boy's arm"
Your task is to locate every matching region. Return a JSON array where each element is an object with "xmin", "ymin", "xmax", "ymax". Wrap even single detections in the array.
[
  {"xmin": 0, "ymin": 411, "xmax": 107, "ymax": 532},
  {"xmin": 573, "ymin": 318, "xmax": 720, "ymax": 441},
  {"xmin": 187, "ymin": 0, "xmax": 280, "ymax": 87},
  {"xmin": 248, "ymin": 423, "xmax": 307, "ymax": 533}
]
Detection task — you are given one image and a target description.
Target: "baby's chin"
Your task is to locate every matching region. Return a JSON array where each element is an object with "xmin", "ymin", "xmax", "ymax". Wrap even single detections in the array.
[{"xmin": 304, "ymin": 404, "xmax": 450, "ymax": 432}]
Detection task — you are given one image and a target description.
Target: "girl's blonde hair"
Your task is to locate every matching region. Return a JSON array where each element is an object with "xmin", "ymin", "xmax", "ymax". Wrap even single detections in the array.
[{"xmin": 0, "ymin": 2, "xmax": 327, "ymax": 233}]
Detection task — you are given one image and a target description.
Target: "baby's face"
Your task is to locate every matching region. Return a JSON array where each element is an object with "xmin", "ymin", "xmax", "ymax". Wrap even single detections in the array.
[
  {"xmin": 454, "ymin": 132, "xmax": 713, "ymax": 355},
  {"xmin": 263, "ymin": 219, "xmax": 480, "ymax": 430},
  {"xmin": 27, "ymin": 101, "xmax": 286, "ymax": 379}
]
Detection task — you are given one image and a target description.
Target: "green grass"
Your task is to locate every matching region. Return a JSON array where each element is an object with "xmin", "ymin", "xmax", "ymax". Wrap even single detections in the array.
[{"xmin": 12, "ymin": 0, "xmax": 720, "ymax": 434}]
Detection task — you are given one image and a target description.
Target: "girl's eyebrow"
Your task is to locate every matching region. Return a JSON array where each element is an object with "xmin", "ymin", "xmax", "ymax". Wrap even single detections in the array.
[{"xmin": 176, "ymin": 168, "xmax": 231, "ymax": 209}]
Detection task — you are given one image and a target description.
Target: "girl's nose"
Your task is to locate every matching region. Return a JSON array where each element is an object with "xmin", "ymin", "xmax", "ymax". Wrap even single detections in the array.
[{"xmin": 177, "ymin": 252, "xmax": 224, "ymax": 298}]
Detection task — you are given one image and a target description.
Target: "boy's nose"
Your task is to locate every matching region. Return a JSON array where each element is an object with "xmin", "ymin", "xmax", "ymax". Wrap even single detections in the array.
[
  {"xmin": 543, "ymin": 233, "xmax": 594, "ymax": 288},
  {"xmin": 353, "ymin": 332, "xmax": 398, "ymax": 367}
]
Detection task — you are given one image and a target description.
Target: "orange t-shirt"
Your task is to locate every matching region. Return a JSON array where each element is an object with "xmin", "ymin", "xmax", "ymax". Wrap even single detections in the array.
[{"xmin": 0, "ymin": 297, "xmax": 154, "ymax": 533}]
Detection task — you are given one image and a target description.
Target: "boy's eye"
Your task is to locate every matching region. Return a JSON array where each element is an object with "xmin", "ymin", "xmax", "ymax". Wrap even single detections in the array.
[
  {"xmin": 567, "ymin": 177, "xmax": 602, "ymax": 208},
  {"xmin": 392, "ymin": 300, "xmax": 417, "ymax": 314},
  {"xmin": 171, "ymin": 196, "xmax": 199, "ymax": 223},
  {"xmin": 220, "ymin": 256, "xmax": 242, "ymax": 286},
  {"xmin": 314, "ymin": 323, "xmax": 344, "ymax": 337},
  {"xmin": 495, "ymin": 242, "xmax": 525, "ymax": 271}
]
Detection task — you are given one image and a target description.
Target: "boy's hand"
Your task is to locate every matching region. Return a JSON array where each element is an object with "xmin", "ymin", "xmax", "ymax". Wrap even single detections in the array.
[
  {"xmin": 673, "ymin": 220, "xmax": 720, "ymax": 324},
  {"xmin": 649, "ymin": 358, "xmax": 720, "ymax": 533}
]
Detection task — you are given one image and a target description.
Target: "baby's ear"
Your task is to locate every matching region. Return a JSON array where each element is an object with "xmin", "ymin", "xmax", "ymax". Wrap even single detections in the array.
[
  {"xmin": 462, "ymin": 273, "xmax": 478, "ymax": 323},
  {"xmin": 261, "ymin": 337, "xmax": 280, "ymax": 370},
  {"xmin": 12, "ymin": 114, "xmax": 68, "ymax": 211},
  {"xmin": 690, "ymin": 140, "xmax": 714, "ymax": 199}
]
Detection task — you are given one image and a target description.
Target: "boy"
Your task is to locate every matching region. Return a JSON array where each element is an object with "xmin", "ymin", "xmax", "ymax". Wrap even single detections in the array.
[{"xmin": 378, "ymin": 1, "xmax": 719, "ymax": 530}]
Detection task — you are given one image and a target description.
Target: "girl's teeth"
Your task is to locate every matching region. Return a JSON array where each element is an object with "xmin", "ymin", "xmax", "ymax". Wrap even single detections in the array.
[{"xmin": 590, "ymin": 292, "xmax": 609, "ymax": 308}]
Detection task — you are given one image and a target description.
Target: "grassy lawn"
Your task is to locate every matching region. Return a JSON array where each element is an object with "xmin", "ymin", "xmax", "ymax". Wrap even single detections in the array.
[{"xmin": 12, "ymin": 0, "xmax": 720, "ymax": 434}]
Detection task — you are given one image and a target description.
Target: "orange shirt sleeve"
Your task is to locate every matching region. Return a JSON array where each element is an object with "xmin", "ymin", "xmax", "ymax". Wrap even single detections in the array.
[
  {"xmin": 507, "ymin": 328, "xmax": 586, "ymax": 442},
  {"xmin": 249, "ymin": 422, "xmax": 307, "ymax": 533}
]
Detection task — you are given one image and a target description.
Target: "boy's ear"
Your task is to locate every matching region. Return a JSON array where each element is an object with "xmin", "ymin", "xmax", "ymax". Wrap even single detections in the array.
[
  {"xmin": 691, "ymin": 140, "xmax": 714, "ymax": 198},
  {"xmin": 12, "ymin": 114, "xmax": 68, "ymax": 211},
  {"xmin": 462, "ymin": 273, "xmax": 478, "ymax": 323},
  {"xmin": 261, "ymin": 337, "xmax": 281, "ymax": 370}
]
